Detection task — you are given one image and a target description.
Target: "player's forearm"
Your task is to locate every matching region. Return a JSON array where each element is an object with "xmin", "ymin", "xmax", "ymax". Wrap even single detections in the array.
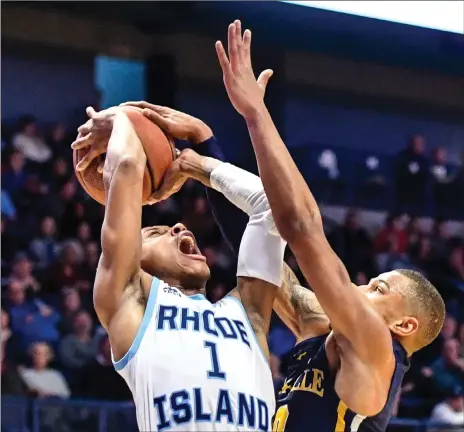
[
  {"xmin": 244, "ymin": 104, "xmax": 323, "ymax": 240},
  {"xmin": 104, "ymin": 115, "xmax": 147, "ymax": 188},
  {"xmin": 101, "ymin": 115, "xmax": 144, "ymax": 272},
  {"xmin": 178, "ymin": 149, "xmax": 220, "ymax": 188}
]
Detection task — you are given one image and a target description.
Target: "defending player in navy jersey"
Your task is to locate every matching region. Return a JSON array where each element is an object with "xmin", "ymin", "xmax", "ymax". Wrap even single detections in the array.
[{"xmin": 213, "ymin": 20, "xmax": 446, "ymax": 432}]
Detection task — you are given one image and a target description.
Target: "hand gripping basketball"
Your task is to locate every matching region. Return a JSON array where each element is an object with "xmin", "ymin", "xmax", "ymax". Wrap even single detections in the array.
[
  {"xmin": 72, "ymin": 107, "xmax": 116, "ymax": 173},
  {"xmin": 72, "ymin": 106, "xmax": 176, "ymax": 206}
]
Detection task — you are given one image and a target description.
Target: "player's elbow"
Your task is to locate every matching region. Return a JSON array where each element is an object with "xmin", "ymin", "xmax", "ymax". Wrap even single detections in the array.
[
  {"xmin": 114, "ymin": 156, "xmax": 145, "ymax": 178},
  {"xmin": 104, "ymin": 156, "xmax": 145, "ymax": 188}
]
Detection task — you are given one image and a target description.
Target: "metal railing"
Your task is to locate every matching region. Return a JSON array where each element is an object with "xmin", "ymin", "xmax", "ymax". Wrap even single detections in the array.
[{"xmin": 1, "ymin": 396, "xmax": 462, "ymax": 432}]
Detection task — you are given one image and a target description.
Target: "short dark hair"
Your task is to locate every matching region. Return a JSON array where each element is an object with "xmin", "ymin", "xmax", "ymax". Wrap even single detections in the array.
[{"xmin": 396, "ymin": 269, "xmax": 445, "ymax": 351}]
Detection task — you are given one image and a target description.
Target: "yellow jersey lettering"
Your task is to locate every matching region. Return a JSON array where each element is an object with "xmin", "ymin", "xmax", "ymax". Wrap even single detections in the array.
[{"xmin": 311, "ymin": 368, "xmax": 324, "ymax": 397}]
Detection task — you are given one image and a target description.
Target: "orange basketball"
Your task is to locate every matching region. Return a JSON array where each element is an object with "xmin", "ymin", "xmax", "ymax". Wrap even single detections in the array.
[{"xmin": 73, "ymin": 106, "xmax": 176, "ymax": 205}]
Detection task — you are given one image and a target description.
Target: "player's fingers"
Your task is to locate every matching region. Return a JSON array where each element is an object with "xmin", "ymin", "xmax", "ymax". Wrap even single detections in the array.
[
  {"xmin": 71, "ymin": 133, "xmax": 92, "ymax": 150},
  {"xmin": 77, "ymin": 119, "xmax": 92, "ymax": 135},
  {"xmin": 141, "ymin": 109, "xmax": 171, "ymax": 131},
  {"xmin": 257, "ymin": 69, "xmax": 274, "ymax": 91},
  {"xmin": 243, "ymin": 29, "xmax": 252, "ymax": 66},
  {"xmin": 76, "ymin": 146, "xmax": 106, "ymax": 171},
  {"xmin": 175, "ymin": 148, "xmax": 181, "ymax": 158},
  {"xmin": 86, "ymin": 106, "xmax": 97, "ymax": 119},
  {"xmin": 120, "ymin": 101, "xmax": 153, "ymax": 111},
  {"xmin": 75, "ymin": 149, "xmax": 96, "ymax": 171},
  {"xmin": 234, "ymin": 20, "xmax": 244, "ymax": 62},
  {"xmin": 215, "ymin": 41, "xmax": 232, "ymax": 75},
  {"xmin": 228, "ymin": 22, "xmax": 239, "ymax": 71}
]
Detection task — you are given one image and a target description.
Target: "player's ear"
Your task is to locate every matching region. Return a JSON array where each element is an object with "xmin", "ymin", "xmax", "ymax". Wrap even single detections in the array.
[{"xmin": 389, "ymin": 316, "xmax": 419, "ymax": 337}]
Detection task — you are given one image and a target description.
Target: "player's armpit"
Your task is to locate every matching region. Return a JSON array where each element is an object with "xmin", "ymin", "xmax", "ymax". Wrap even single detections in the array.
[
  {"xmin": 335, "ymin": 346, "xmax": 394, "ymax": 416},
  {"xmin": 290, "ymin": 227, "xmax": 393, "ymax": 367},
  {"xmin": 273, "ymin": 264, "xmax": 330, "ymax": 341}
]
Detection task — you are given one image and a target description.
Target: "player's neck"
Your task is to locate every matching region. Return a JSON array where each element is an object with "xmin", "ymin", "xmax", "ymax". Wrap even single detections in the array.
[
  {"xmin": 162, "ymin": 277, "xmax": 206, "ymax": 297},
  {"xmin": 179, "ymin": 287, "xmax": 207, "ymax": 297}
]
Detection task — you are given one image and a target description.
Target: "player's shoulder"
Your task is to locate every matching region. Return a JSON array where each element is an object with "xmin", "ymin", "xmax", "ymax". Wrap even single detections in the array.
[{"xmin": 215, "ymin": 290, "xmax": 245, "ymax": 313}]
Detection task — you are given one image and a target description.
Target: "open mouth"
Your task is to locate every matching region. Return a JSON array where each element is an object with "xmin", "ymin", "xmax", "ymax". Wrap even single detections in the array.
[{"xmin": 178, "ymin": 232, "xmax": 205, "ymax": 260}]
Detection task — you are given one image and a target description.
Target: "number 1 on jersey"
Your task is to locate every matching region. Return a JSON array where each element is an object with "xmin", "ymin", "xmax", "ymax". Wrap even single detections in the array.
[{"xmin": 204, "ymin": 341, "xmax": 226, "ymax": 380}]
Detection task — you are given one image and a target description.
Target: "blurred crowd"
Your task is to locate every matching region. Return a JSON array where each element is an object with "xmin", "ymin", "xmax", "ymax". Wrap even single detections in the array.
[{"xmin": 1, "ymin": 114, "xmax": 463, "ymax": 427}]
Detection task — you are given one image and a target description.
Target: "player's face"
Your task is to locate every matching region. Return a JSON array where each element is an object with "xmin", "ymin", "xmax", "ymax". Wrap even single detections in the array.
[
  {"xmin": 356, "ymin": 271, "xmax": 419, "ymax": 339},
  {"xmin": 140, "ymin": 223, "xmax": 210, "ymax": 289}
]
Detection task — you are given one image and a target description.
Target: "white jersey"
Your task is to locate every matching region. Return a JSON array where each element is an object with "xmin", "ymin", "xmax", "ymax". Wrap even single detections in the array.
[{"xmin": 113, "ymin": 277, "xmax": 275, "ymax": 431}]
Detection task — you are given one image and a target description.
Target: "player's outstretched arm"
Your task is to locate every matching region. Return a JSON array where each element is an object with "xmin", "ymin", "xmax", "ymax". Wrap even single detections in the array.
[
  {"xmin": 80, "ymin": 111, "xmax": 146, "ymax": 330},
  {"xmin": 216, "ymin": 20, "xmax": 393, "ymax": 391}
]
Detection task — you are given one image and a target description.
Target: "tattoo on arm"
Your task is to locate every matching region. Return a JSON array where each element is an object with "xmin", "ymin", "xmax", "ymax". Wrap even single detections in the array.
[{"xmin": 283, "ymin": 264, "xmax": 326, "ymax": 321}]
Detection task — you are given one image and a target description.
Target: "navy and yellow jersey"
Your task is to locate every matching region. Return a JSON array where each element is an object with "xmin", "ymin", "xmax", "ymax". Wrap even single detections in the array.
[{"xmin": 273, "ymin": 334, "xmax": 410, "ymax": 432}]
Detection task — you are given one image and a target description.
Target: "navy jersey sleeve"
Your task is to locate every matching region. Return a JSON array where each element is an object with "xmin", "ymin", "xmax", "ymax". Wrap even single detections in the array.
[{"xmin": 196, "ymin": 137, "xmax": 249, "ymax": 257}]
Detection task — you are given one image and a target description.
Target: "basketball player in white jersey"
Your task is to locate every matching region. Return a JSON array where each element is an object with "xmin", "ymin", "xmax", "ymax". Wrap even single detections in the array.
[{"xmin": 72, "ymin": 108, "xmax": 288, "ymax": 431}]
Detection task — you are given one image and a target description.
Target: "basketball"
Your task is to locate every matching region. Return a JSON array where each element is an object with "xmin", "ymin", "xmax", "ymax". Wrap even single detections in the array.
[{"xmin": 73, "ymin": 106, "xmax": 176, "ymax": 205}]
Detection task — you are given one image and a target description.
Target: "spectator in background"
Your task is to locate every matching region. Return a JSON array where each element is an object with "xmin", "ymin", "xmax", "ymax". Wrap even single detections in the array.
[
  {"xmin": 19, "ymin": 342, "xmax": 70, "ymax": 399},
  {"xmin": 46, "ymin": 157, "xmax": 71, "ymax": 193},
  {"xmin": 6, "ymin": 280, "xmax": 61, "ymax": 353},
  {"xmin": 422, "ymin": 339, "xmax": 464, "ymax": 396},
  {"xmin": 374, "ymin": 214, "xmax": 414, "ymax": 272},
  {"xmin": 329, "ymin": 209, "xmax": 376, "ymax": 279},
  {"xmin": 430, "ymin": 220, "xmax": 451, "ymax": 262},
  {"xmin": 77, "ymin": 242, "xmax": 99, "ymax": 299},
  {"xmin": 2, "ymin": 151, "xmax": 27, "ymax": 197},
  {"xmin": 60, "ymin": 288, "xmax": 82, "ymax": 335},
  {"xmin": 76, "ymin": 221, "xmax": 93, "ymax": 247},
  {"xmin": 47, "ymin": 241, "xmax": 82, "ymax": 295},
  {"xmin": 395, "ymin": 134, "xmax": 428, "ymax": 215},
  {"xmin": 430, "ymin": 387, "xmax": 464, "ymax": 431},
  {"xmin": 48, "ymin": 124, "xmax": 69, "ymax": 159},
  {"xmin": 405, "ymin": 216, "xmax": 423, "ymax": 251},
  {"xmin": 442, "ymin": 315, "xmax": 459, "ymax": 341},
  {"xmin": 76, "ymin": 335, "xmax": 131, "ymax": 401},
  {"xmin": 55, "ymin": 181, "xmax": 81, "ymax": 237},
  {"xmin": 409, "ymin": 236, "xmax": 436, "ymax": 274},
  {"xmin": 1, "ymin": 309, "xmax": 26, "ymax": 396},
  {"xmin": 1, "ymin": 309, "xmax": 13, "ymax": 353},
  {"xmin": 12, "ymin": 115, "xmax": 52, "ymax": 165},
  {"xmin": 375, "ymin": 214, "xmax": 409, "ymax": 254},
  {"xmin": 59, "ymin": 310, "xmax": 96, "ymax": 371},
  {"xmin": 8, "ymin": 253, "xmax": 40, "ymax": 293},
  {"xmin": 430, "ymin": 146, "xmax": 453, "ymax": 218},
  {"xmin": 30, "ymin": 216, "xmax": 59, "ymax": 270}
]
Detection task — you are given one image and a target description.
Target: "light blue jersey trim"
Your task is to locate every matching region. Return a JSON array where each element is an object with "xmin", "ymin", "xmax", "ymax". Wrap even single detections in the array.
[
  {"xmin": 188, "ymin": 293, "xmax": 208, "ymax": 301},
  {"xmin": 113, "ymin": 277, "xmax": 161, "ymax": 371},
  {"xmin": 226, "ymin": 295, "xmax": 269, "ymax": 366}
]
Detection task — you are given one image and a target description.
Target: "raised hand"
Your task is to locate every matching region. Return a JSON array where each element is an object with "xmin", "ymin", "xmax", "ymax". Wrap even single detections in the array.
[
  {"xmin": 121, "ymin": 102, "xmax": 212, "ymax": 144},
  {"xmin": 215, "ymin": 20, "xmax": 273, "ymax": 119},
  {"xmin": 71, "ymin": 107, "xmax": 119, "ymax": 172}
]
